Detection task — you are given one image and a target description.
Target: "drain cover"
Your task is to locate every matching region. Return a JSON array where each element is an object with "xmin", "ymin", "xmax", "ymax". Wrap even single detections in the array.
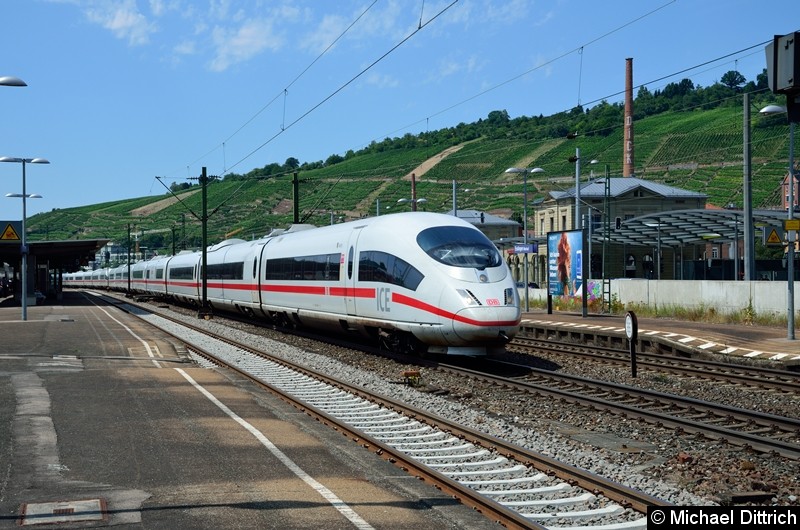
[{"xmin": 20, "ymin": 498, "xmax": 106, "ymax": 526}]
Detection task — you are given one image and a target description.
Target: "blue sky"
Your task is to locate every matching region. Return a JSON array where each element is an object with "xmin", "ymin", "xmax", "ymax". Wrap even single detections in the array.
[{"xmin": 2, "ymin": 0, "xmax": 798, "ymax": 217}]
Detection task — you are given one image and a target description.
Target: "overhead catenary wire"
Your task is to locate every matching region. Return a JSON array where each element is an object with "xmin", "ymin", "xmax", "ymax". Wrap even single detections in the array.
[
  {"xmin": 179, "ymin": 0, "xmax": 381, "ymax": 175},
  {"xmin": 223, "ymin": 1, "xmax": 460, "ymax": 177}
]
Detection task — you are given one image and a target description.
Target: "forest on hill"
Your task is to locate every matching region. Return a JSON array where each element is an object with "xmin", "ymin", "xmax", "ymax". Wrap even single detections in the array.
[{"xmin": 27, "ymin": 68, "xmax": 795, "ymax": 257}]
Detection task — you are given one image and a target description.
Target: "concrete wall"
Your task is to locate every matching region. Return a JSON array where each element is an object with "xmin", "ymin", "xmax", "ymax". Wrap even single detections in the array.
[{"xmin": 524, "ymin": 279, "xmax": 797, "ymax": 317}]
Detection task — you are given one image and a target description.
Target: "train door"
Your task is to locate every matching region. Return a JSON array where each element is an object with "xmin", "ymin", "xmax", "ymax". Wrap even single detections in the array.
[
  {"xmin": 255, "ymin": 239, "xmax": 274, "ymax": 306},
  {"xmin": 344, "ymin": 227, "xmax": 364, "ymax": 316}
]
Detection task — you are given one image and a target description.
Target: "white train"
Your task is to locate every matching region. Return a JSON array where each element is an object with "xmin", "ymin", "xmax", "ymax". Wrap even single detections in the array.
[{"xmin": 64, "ymin": 212, "xmax": 521, "ymax": 356}]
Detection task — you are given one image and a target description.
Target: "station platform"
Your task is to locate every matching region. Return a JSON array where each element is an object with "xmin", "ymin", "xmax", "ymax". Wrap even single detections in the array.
[
  {"xmin": 0, "ymin": 292, "xmax": 497, "ymax": 529},
  {"xmin": 521, "ymin": 309, "xmax": 800, "ymax": 367}
]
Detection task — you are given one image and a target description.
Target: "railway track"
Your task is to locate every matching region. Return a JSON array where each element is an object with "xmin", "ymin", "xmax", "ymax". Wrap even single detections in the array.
[
  {"xmin": 439, "ymin": 359, "xmax": 800, "ymax": 460},
  {"xmin": 510, "ymin": 336, "xmax": 800, "ymax": 393},
  {"xmin": 99, "ymin": 292, "xmax": 665, "ymax": 529}
]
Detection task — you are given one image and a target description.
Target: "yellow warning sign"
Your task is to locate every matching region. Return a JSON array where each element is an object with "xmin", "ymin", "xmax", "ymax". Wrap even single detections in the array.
[
  {"xmin": 786, "ymin": 219, "xmax": 800, "ymax": 231},
  {"xmin": 766, "ymin": 228, "xmax": 782, "ymax": 245},
  {"xmin": 1, "ymin": 224, "xmax": 20, "ymax": 241}
]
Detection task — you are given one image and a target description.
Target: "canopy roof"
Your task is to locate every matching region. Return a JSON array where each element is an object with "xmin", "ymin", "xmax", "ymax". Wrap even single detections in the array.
[
  {"xmin": 1, "ymin": 239, "xmax": 109, "ymax": 272},
  {"xmin": 601, "ymin": 208, "xmax": 788, "ymax": 247}
]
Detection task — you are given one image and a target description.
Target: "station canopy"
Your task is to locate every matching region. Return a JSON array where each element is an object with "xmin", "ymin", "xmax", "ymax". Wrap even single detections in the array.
[
  {"xmin": 592, "ymin": 208, "xmax": 790, "ymax": 247},
  {"xmin": 501, "ymin": 208, "xmax": 793, "ymax": 249},
  {"xmin": 0, "ymin": 239, "xmax": 109, "ymax": 272}
]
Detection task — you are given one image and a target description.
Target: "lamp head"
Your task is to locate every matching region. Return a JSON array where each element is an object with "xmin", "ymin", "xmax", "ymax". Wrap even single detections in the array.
[
  {"xmin": 0, "ymin": 76, "xmax": 27, "ymax": 87},
  {"xmin": 759, "ymin": 104, "xmax": 786, "ymax": 116},
  {"xmin": 506, "ymin": 167, "xmax": 544, "ymax": 174},
  {"xmin": 0, "ymin": 156, "xmax": 50, "ymax": 164}
]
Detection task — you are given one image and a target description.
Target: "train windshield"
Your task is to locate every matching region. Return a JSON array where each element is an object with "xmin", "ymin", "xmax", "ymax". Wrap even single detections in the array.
[{"xmin": 417, "ymin": 226, "xmax": 502, "ymax": 269}]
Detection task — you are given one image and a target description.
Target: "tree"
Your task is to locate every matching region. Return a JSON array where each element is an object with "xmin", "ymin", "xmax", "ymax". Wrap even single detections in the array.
[
  {"xmin": 325, "ymin": 153, "xmax": 344, "ymax": 166},
  {"xmin": 755, "ymin": 68, "xmax": 769, "ymax": 91},
  {"xmin": 720, "ymin": 70, "xmax": 746, "ymax": 90},
  {"xmin": 169, "ymin": 182, "xmax": 191, "ymax": 193},
  {"xmin": 661, "ymin": 78, "xmax": 695, "ymax": 100},
  {"xmin": 486, "ymin": 110, "xmax": 510, "ymax": 125},
  {"xmin": 284, "ymin": 157, "xmax": 300, "ymax": 170}
]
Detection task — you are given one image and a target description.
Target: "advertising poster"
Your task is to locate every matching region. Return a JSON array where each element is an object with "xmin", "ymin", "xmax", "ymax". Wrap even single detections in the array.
[{"xmin": 547, "ymin": 229, "xmax": 584, "ymax": 298}]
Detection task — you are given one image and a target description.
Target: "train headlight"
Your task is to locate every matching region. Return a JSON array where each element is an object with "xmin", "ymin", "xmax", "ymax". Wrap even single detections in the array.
[
  {"xmin": 504, "ymin": 287, "xmax": 516, "ymax": 305},
  {"xmin": 478, "ymin": 273, "xmax": 488, "ymax": 282},
  {"xmin": 456, "ymin": 289, "xmax": 481, "ymax": 306}
]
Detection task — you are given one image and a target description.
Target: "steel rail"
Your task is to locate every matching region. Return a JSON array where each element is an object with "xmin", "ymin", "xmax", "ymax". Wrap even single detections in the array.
[
  {"xmin": 511, "ymin": 335, "xmax": 800, "ymax": 392},
  {"xmin": 440, "ymin": 361, "xmax": 800, "ymax": 460}
]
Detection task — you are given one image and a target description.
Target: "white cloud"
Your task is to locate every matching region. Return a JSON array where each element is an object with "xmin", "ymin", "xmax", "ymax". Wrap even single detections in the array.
[
  {"xmin": 433, "ymin": 54, "xmax": 485, "ymax": 83},
  {"xmin": 303, "ymin": 13, "xmax": 349, "ymax": 55},
  {"xmin": 209, "ymin": 18, "xmax": 283, "ymax": 72},
  {"xmin": 173, "ymin": 39, "xmax": 196, "ymax": 56},
  {"xmin": 365, "ymin": 71, "xmax": 399, "ymax": 89},
  {"xmin": 84, "ymin": 0, "xmax": 156, "ymax": 46}
]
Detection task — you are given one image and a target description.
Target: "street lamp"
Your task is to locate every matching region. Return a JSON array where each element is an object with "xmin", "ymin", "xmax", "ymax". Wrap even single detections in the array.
[
  {"xmin": 743, "ymin": 95, "xmax": 785, "ymax": 281},
  {"xmin": 397, "ymin": 197, "xmax": 427, "ymax": 210},
  {"xmin": 505, "ymin": 167, "xmax": 544, "ymax": 312},
  {"xmin": 586, "ymin": 159, "xmax": 599, "ymax": 275},
  {"xmin": 760, "ymin": 104, "xmax": 796, "ymax": 339},
  {"xmin": 566, "ymin": 133, "xmax": 583, "ymax": 229},
  {"xmin": 566, "ymin": 133, "xmax": 590, "ymax": 317},
  {"xmin": 451, "ymin": 181, "xmax": 473, "ymax": 218},
  {"xmin": 0, "ymin": 76, "xmax": 27, "ymax": 87},
  {"xmin": 1, "ymin": 156, "xmax": 49, "ymax": 321},
  {"xmin": 743, "ymin": 93, "xmax": 755, "ymax": 281}
]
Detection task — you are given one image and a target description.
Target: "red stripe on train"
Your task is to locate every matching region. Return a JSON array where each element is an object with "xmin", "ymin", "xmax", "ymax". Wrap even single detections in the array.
[
  {"xmin": 261, "ymin": 284, "xmax": 326, "ymax": 295},
  {"xmin": 391, "ymin": 292, "xmax": 519, "ymax": 327}
]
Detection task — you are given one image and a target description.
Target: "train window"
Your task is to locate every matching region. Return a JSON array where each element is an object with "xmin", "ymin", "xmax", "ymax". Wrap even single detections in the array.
[
  {"xmin": 265, "ymin": 253, "xmax": 341, "ymax": 281},
  {"xmin": 156, "ymin": 269, "xmax": 164, "ymax": 279},
  {"xmin": 207, "ymin": 262, "xmax": 244, "ymax": 280},
  {"xmin": 417, "ymin": 226, "xmax": 502, "ymax": 269},
  {"xmin": 253, "ymin": 259, "xmax": 257, "ymax": 279},
  {"xmin": 169, "ymin": 266, "xmax": 195, "ymax": 280},
  {"xmin": 359, "ymin": 251, "xmax": 423, "ymax": 291},
  {"xmin": 132, "ymin": 270, "xmax": 144, "ymax": 279}
]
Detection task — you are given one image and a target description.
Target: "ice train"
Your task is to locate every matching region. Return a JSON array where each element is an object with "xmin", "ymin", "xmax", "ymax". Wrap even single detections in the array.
[{"xmin": 64, "ymin": 212, "xmax": 521, "ymax": 356}]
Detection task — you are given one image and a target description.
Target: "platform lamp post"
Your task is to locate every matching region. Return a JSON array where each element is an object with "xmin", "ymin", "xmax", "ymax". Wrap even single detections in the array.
[
  {"xmin": 743, "ymin": 93, "xmax": 756, "ymax": 281},
  {"xmin": 566, "ymin": 133, "xmax": 582, "ymax": 229},
  {"xmin": 2, "ymin": 156, "xmax": 49, "ymax": 321},
  {"xmin": 566, "ymin": 133, "xmax": 589, "ymax": 317},
  {"xmin": 505, "ymin": 167, "xmax": 544, "ymax": 312},
  {"xmin": 761, "ymin": 104, "xmax": 796, "ymax": 339}
]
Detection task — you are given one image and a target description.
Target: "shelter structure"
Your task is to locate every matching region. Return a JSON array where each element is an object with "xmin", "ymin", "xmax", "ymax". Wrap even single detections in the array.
[
  {"xmin": 0, "ymin": 232, "xmax": 108, "ymax": 305},
  {"xmin": 506, "ymin": 177, "xmax": 794, "ymax": 285}
]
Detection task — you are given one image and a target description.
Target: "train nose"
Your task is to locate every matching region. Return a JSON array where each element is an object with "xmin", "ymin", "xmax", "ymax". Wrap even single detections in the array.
[{"xmin": 452, "ymin": 306, "xmax": 520, "ymax": 342}]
